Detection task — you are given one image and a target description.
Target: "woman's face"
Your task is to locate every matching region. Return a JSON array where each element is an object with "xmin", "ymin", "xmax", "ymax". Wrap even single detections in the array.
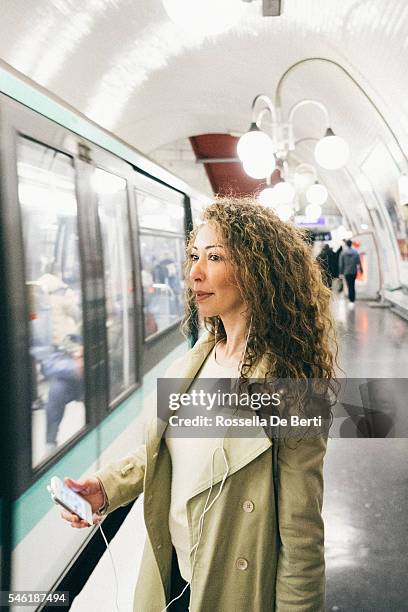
[{"xmin": 189, "ymin": 223, "xmax": 245, "ymax": 319}]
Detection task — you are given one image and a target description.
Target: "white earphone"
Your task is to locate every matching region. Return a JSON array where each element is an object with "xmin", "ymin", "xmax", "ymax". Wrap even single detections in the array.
[
  {"xmin": 161, "ymin": 317, "xmax": 252, "ymax": 611},
  {"xmin": 160, "ymin": 441, "xmax": 230, "ymax": 612}
]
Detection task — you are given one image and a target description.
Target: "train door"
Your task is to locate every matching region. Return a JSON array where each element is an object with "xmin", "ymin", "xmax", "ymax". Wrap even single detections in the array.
[
  {"xmin": 0, "ymin": 106, "xmax": 13, "ymax": 603},
  {"xmin": 0, "ymin": 93, "xmax": 107, "ymax": 599},
  {"xmin": 78, "ymin": 144, "xmax": 142, "ymax": 410}
]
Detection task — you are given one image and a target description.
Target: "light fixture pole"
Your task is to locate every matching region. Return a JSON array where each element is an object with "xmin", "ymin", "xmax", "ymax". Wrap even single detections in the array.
[
  {"xmin": 251, "ymin": 93, "xmax": 278, "ymax": 140},
  {"xmin": 240, "ymin": 89, "xmax": 349, "ymax": 176},
  {"xmin": 237, "ymin": 94, "xmax": 277, "ymax": 178},
  {"xmin": 275, "ymin": 56, "xmax": 408, "ymax": 169},
  {"xmin": 287, "ymin": 98, "xmax": 349, "ymax": 168},
  {"xmin": 287, "ymin": 99, "xmax": 330, "ymax": 149}
]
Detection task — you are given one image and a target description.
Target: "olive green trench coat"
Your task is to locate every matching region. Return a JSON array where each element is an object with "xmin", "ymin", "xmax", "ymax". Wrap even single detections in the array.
[{"xmin": 95, "ymin": 333, "xmax": 327, "ymax": 611}]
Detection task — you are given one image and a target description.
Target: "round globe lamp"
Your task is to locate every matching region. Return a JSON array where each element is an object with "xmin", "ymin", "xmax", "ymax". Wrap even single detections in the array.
[
  {"xmin": 314, "ymin": 129, "xmax": 349, "ymax": 170},
  {"xmin": 243, "ymin": 157, "xmax": 275, "ymax": 180},
  {"xmin": 237, "ymin": 125, "xmax": 275, "ymax": 164},
  {"xmin": 305, "ymin": 203, "xmax": 322, "ymax": 222},
  {"xmin": 306, "ymin": 183, "xmax": 328, "ymax": 206},
  {"xmin": 275, "ymin": 205, "xmax": 294, "ymax": 222},
  {"xmin": 258, "ymin": 187, "xmax": 275, "ymax": 207}
]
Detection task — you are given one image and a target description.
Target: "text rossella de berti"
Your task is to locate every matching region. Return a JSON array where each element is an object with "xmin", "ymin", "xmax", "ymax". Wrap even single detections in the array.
[{"xmin": 167, "ymin": 390, "xmax": 322, "ymax": 428}]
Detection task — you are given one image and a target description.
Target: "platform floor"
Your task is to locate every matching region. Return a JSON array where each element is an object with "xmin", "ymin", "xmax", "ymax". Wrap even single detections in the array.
[{"xmin": 71, "ymin": 297, "xmax": 408, "ymax": 611}]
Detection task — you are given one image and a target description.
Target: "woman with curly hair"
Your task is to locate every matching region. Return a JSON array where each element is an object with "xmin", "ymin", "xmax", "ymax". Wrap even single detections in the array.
[{"xmin": 61, "ymin": 196, "xmax": 337, "ymax": 612}]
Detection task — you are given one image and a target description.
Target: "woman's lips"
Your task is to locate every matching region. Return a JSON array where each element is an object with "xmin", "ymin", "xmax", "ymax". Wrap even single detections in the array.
[{"xmin": 195, "ymin": 292, "xmax": 213, "ymax": 303}]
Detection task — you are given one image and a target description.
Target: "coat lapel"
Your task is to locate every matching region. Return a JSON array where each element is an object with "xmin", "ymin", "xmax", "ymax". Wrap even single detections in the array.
[
  {"xmin": 146, "ymin": 334, "xmax": 216, "ymax": 472},
  {"xmin": 187, "ymin": 351, "xmax": 272, "ymax": 498},
  {"xmin": 146, "ymin": 333, "xmax": 272, "ymax": 494}
]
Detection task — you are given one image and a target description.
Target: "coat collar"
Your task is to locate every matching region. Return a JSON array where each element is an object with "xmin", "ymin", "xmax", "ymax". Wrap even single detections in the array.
[
  {"xmin": 147, "ymin": 333, "xmax": 272, "ymax": 495},
  {"xmin": 156, "ymin": 332, "xmax": 271, "ymax": 435}
]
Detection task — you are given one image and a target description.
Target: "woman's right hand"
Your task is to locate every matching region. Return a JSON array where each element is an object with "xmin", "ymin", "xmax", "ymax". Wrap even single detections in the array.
[{"xmin": 61, "ymin": 477, "xmax": 105, "ymax": 528}]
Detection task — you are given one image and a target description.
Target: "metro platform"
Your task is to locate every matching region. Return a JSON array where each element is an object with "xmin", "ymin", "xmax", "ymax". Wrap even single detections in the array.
[{"xmin": 70, "ymin": 296, "xmax": 408, "ymax": 612}]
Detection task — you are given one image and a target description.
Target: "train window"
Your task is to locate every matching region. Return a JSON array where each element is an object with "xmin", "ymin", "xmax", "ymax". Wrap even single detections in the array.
[
  {"xmin": 190, "ymin": 197, "xmax": 207, "ymax": 227},
  {"xmin": 137, "ymin": 190, "xmax": 184, "ymax": 234},
  {"xmin": 139, "ymin": 234, "xmax": 185, "ymax": 338},
  {"xmin": 17, "ymin": 137, "xmax": 85, "ymax": 467},
  {"xmin": 136, "ymin": 188, "xmax": 185, "ymax": 339},
  {"xmin": 93, "ymin": 168, "xmax": 136, "ymax": 404}
]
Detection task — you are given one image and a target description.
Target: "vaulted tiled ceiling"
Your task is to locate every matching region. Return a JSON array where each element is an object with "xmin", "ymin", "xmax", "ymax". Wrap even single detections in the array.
[{"xmin": 1, "ymin": 0, "xmax": 407, "ymax": 230}]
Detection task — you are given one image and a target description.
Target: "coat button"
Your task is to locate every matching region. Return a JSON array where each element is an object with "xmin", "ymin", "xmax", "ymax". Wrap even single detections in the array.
[
  {"xmin": 157, "ymin": 543, "xmax": 162, "ymax": 550},
  {"xmin": 120, "ymin": 463, "xmax": 134, "ymax": 476},
  {"xmin": 242, "ymin": 500, "xmax": 254, "ymax": 512},
  {"xmin": 236, "ymin": 557, "xmax": 248, "ymax": 571},
  {"xmin": 153, "ymin": 452, "xmax": 158, "ymax": 459}
]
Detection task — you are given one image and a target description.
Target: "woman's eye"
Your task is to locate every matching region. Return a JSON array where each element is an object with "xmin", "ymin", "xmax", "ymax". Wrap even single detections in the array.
[{"xmin": 190, "ymin": 252, "xmax": 222, "ymax": 262}]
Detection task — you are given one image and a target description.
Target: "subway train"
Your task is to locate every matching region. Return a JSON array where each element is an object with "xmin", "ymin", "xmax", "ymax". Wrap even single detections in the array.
[
  {"xmin": 0, "ymin": 68, "xmax": 208, "ymax": 610},
  {"xmin": 1, "ymin": 1, "xmax": 408, "ymax": 610}
]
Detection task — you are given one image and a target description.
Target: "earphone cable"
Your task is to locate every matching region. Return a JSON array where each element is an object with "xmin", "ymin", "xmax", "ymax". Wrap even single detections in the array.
[{"xmin": 98, "ymin": 522, "xmax": 120, "ymax": 612}]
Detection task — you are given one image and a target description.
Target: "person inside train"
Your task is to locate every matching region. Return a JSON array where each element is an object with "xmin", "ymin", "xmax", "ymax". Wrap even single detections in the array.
[
  {"xmin": 152, "ymin": 251, "xmax": 183, "ymax": 318},
  {"xmin": 339, "ymin": 238, "xmax": 363, "ymax": 306},
  {"xmin": 36, "ymin": 270, "xmax": 83, "ymax": 451},
  {"xmin": 159, "ymin": 251, "xmax": 183, "ymax": 316},
  {"xmin": 60, "ymin": 196, "xmax": 336, "ymax": 611}
]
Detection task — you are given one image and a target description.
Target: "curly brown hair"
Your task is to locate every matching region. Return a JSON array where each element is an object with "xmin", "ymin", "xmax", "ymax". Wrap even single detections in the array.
[{"xmin": 182, "ymin": 196, "xmax": 338, "ymax": 385}]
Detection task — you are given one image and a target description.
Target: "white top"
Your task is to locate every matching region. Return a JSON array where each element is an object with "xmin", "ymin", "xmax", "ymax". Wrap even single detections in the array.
[{"xmin": 164, "ymin": 346, "xmax": 239, "ymax": 582}]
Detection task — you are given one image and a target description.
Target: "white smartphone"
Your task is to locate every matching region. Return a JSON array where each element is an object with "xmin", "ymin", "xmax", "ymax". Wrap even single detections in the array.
[{"xmin": 48, "ymin": 476, "xmax": 93, "ymax": 526}]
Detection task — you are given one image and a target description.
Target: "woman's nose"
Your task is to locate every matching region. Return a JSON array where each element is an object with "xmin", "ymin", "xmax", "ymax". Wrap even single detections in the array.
[{"xmin": 190, "ymin": 259, "xmax": 205, "ymax": 282}]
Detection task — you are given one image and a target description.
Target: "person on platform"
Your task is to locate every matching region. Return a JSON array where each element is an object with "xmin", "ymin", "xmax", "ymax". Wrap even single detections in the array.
[
  {"xmin": 60, "ymin": 197, "xmax": 337, "ymax": 612},
  {"xmin": 339, "ymin": 239, "xmax": 363, "ymax": 306},
  {"xmin": 317, "ymin": 243, "xmax": 337, "ymax": 288}
]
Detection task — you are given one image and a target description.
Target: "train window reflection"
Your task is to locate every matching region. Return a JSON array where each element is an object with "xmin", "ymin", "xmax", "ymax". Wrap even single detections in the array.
[
  {"xmin": 190, "ymin": 198, "xmax": 207, "ymax": 227},
  {"xmin": 17, "ymin": 137, "xmax": 85, "ymax": 467},
  {"xmin": 139, "ymin": 233, "xmax": 185, "ymax": 338},
  {"xmin": 136, "ymin": 186, "xmax": 185, "ymax": 339},
  {"xmin": 137, "ymin": 190, "xmax": 184, "ymax": 233},
  {"xmin": 94, "ymin": 168, "xmax": 136, "ymax": 404}
]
